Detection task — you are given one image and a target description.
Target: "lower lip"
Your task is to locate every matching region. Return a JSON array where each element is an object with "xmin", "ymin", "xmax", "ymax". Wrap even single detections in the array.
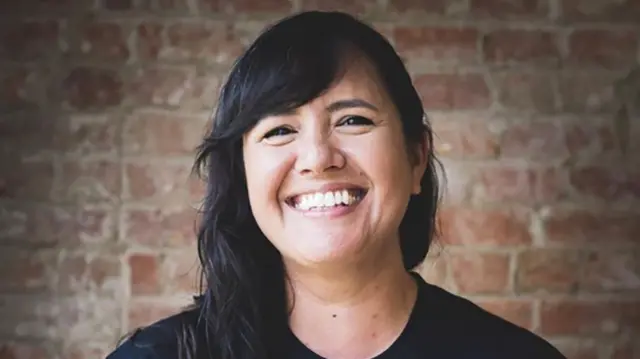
[{"xmin": 288, "ymin": 195, "xmax": 366, "ymax": 219}]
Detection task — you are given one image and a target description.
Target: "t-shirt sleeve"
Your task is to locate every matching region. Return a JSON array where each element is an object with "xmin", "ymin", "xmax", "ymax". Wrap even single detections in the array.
[
  {"xmin": 104, "ymin": 328, "xmax": 178, "ymax": 359},
  {"xmin": 104, "ymin": 308, "xmax": 198, "ymax": 359},
  {"xmin": 105, "ymin": 338, "xmax": 156, "ymax": 359},
  {"xmin": 421, "ymin": 282, "xmax": 568, "ymax": 359}
]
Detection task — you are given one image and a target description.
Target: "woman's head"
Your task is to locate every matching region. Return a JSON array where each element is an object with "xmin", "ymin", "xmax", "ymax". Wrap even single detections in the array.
[
  {"xmin": 191, "ymin": 11, "xmax": 441, "ymax": 358},
  {"xmin": 196, "ymin": 11, "xmax": 440, "ymax": 271}
]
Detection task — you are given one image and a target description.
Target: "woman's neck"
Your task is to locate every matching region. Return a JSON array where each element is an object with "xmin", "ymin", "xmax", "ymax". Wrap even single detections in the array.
[{"xmin": 284, "ymin": 244, "xmax": 418, "ymax": 359}]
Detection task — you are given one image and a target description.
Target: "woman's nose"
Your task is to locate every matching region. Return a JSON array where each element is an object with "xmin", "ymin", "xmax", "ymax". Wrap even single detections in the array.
[{"xmin": 294, "ymin": 134, "xmax": 346, "ymax": 176}]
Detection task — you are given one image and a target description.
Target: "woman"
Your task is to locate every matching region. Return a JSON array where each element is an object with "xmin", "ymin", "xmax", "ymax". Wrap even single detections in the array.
[{"xmin": 107, "ymin": 11, "xmax": 566, "ymax": 359}]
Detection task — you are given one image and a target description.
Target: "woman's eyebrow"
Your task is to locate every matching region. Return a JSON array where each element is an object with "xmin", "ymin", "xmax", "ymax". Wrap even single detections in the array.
[
  {"xmin": 326, "ymin": 98, "xmax": 379, "ymax": 113},
  {"xmin": 263, "ymin": 98, "xmax": 379, "ymax": 118}
]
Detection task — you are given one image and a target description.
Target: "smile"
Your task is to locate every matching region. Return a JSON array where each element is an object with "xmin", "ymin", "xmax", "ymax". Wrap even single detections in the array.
[{"xmin": 286, "ymin": 188, "xmax": 368, "ymax": 211}]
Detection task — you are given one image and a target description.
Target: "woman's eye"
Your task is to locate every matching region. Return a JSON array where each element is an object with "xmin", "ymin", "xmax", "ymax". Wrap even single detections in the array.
[
  {"xmin": 338, "ymin": 116, "xmax": 374, "ymax": 126},
  {"xmin": 263, "ymin": 126, "xmax": 294, "ymax": 139}
]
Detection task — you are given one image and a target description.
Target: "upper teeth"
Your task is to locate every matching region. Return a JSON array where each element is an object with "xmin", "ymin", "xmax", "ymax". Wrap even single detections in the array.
[{"xmin": 294, "ymin": 189, "xmax": 360, "ymax": 210}]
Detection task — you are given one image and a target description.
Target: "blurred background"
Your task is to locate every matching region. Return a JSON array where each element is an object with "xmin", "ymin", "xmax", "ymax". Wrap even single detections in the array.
[{"xmin": 0, "ymin": 0, "xmax": 638, "ymax": 358}]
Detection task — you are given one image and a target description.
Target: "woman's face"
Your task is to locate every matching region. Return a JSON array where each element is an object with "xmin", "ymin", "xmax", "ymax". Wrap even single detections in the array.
[{"xmin": 242, "ymin": 56, "xmax": 428, "ymax": 268}]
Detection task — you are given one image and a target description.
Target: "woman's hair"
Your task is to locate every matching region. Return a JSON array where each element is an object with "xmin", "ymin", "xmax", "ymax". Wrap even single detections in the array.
[{"xmin": 182, "ymin": 10, "xmax": 441, "ymax": 359}]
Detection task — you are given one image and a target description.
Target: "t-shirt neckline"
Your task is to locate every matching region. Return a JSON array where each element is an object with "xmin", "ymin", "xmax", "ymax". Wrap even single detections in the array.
[{"xmin": 285, "ymin": 271, "xmax": 427, "ymax": 359}]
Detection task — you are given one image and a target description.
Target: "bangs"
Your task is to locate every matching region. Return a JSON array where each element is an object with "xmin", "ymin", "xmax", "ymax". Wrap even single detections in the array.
[
  {"xmin": 242, "ymin": 30, "xmax": 350, "ymax": 118},
  {"xmin": 212, "ymin": 13, "xmax": 367, "ymax": 140},
  {"xmin": 210, "ymin": 11, "xmax": 424, "ymax": 146}
]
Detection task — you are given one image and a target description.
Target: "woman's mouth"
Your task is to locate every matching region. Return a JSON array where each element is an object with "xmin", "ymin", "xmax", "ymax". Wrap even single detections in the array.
[{"xmin": 286, "ymin": 188, "xmax": 368, "ymax": 212}]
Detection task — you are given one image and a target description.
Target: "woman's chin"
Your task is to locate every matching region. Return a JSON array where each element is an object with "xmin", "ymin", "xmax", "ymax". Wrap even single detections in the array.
[{"xmin": 284, "ymin": 236, "xmax": 369, "ymax": 268}]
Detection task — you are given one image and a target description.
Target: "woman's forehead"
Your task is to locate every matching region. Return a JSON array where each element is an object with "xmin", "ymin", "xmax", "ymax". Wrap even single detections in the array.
[{"xmin": 315, "ymin": 58, "xmax": 389, "ymax": 105}]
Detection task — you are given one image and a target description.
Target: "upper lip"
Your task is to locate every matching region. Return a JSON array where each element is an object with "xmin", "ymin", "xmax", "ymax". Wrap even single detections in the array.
[{"xmin": 284, "ymin": 182, "xmax": 368, "ymax": 201}]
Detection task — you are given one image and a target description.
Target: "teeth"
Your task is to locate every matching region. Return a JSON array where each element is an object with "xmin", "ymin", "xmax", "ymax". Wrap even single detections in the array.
[{"xmin": 294, "ymin": 189, "xmax": 363, "ymax": 210}]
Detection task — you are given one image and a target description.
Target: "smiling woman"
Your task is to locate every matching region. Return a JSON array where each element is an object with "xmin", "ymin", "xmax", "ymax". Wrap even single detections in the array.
[{"xmin": 105, "ymin": 11, "xmax": 566, "ymax": 359}]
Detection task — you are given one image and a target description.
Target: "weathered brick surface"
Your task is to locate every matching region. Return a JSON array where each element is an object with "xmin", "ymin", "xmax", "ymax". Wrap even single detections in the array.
[{"xmin": 0, "ymin": 1, "xmax": 639, "ymax": 358}]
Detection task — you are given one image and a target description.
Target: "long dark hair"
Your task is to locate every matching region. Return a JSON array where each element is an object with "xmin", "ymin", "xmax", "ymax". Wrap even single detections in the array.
[{"xmin": 173, "ymin": 10, "xmax": 440, "ymax": 359}]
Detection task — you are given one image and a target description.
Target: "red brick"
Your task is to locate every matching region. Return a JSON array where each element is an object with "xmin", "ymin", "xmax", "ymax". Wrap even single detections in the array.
[
  {"xmin": 493, "ymin": 72, "xmax": 556, "ymax": 112},
  {"xmin": 516, "ymin": 248, "xmax": 583, "ymax": 293},
  {"xmin": 0, "ymin": 113, "xmax": 55, "ymax": 157},
  {"xmin": 565, "ymin": 120, "xmax": 617, "ymax": 159},
  {"xmin": 393, "ymin": 27, "xmax": 479, "ymax": 65},
  {"xmin": 124, "ymin": 161, "xmax": 193, "ymax": 201},
  {"xmin": 449, "ymin": 251, "xmax": 511, "ymax": 294},
  {"xmin": 136, "ymin": 22, "xmax": 163, "ymax": 61},
  {"xmin": 438, "ymin": 206, "xmax": 532, "ymax": 246},
  {"xmin": 35, "ymin": 206, "xmax": 114, "ymax": 245},
  {"xmin": 0, "ymin": 0, "xmax": 75, "ymax": 13},
  {"xmin": 539, "ymin": 299, "xmax": 640, "ymax": 336},
  {"xmin": 180, "ymin": 69, "xmax": 223, "ymax": 111},
  {"xmin": 137, "ymin": 21, "xmax": 245, "ymax": 64},
  {"xmin": 197, "ymin": 0, "xmax": 222, "ymax": 12},
  {"xmin": 299, "ymin": 0, "xmax": 374, "ymax": 14},
  {"xmin": 162, "ymin": 250, "xmax": 200, "ymax": 293},
  {"xmin": 0, "ymin": 160, "xmax": 54, "ymax": 201},
  {"xmin": 562, "ymin": 0, "xmax": 640, "ymax": 23},
  {"xmin": 55, "ymin": 297, "xmax": 122, "ymax": 342},
  {"xmin": 475, "ymin": 299, "xmax": 533, "ymax": 329},
  {"xmin": 54, "ymin": 114, "xmax": 120, "ymax": 157},
  {"xmin": 59, "ymin": 160, "xmax": 121, "ymax": 202},
  {"xmin": 122, "ymin": 110, "xmax": 205, "ymax": 155},
  {"xmin": 129, "ymin": 66, "xmax": 192, "ymax": 106},
  {"xmin": 483, "ymin": 30, "xmax": 559, "ymax": 64},
  {"xmin": 558, "ymin": 72, "xmax": 618, "ymax": 113},
  {"xmin": 103, "ymin": 0, "xmax": 133, "ymax": 10},
  {"xmin": 129, "ymin": 252, "xmax": 160, "ymax": 295},
  {"xmin": 0, "ymin": 343, "xmax": 49, "ymax": 359},
  {"xmin": 0, "ymin": 67, "xmax": 52, "ymax": 110},
  {"xmin": 569, "ymin": 165, "xmax": 640, "ymax": 201},
  {"xmin": 469, "ymin": 0, "xmax": 549, "ymax": 18},
  {"xmin": 387, "ymin": 0, "xmax": 450, "ymax": 14},
  {"xmin": 113, "ymin": 0, "xmax": 189, "ymax": 10},
  {"xmin": 165, "ymin": 21, "xmax": 243, "ymax": 64},
  {"xmin": 0, "ymin": 250, "xmax": 55, "ymax": 292},
  {"xmin": 130, "ymin": 67, "xmax": 221, "ymax": 110},
  {"xmin": 0, "ymin": 204, "xmax": 115, "ymax": 245},
  {"xmin": 632, "ymin": 118, "xmax": 640, "ymax": 156},
  {"xmin": 582, "ymin": 250, "xmax": 640, "ymax": 292},
  {"xmin": 613, "ymin": 340, "xmax": 640, "ymax": 359},
  {"xmin": 543, "ymin": 207, "xmax": 640, "ymax": 245},
  {"xmin": 474, "ymin": 164, "xmax": 567, "ymax": 203},
  {"xmin": 552, "ymin": 341, "xmax": 599, "ymax": 359},
  {"xmin": 58, "ymin": 253, "xmax": 120, "ymax": 294},
  {"xmin": 62, "ymin": 67, "xmax": 123, "ymax": 110},
  {"xmin": 438, "ymin": 159, "xmax": 476, "ymax": 204},
  {"xmin": 123, "ymin": 206, "xmax": 198, "ymax": 247},
  {"xmin": 128, "ymin": 299, "xmax": 186, "ymax": 330},
  {"xmin": 430, "ymin": 116, "xmax": 500, "ymax": 158},
  {"xmin": 0, "ymin": 21, "xmax": 60, "ymax": 61},
  {"xmin": 78, "ymin": 22, "xmax": 130, "ymax": 63},
  {"xmin": 500, "ymin": 121, "xmax": 567, "ymax": 161},
  {"xmin": 568, "ymin": 29, "xmax": 638, "ymax": 69},
  {"xmin": 230, "ymin": 0, "xmax": 291, "ymax": 12},
  {"xmin": 0, "ymin": 296, "xmax": 59, "ymax": 339},
  {"xmin": 0, "ymin": 203, "xmax": 27, "ymax": 240},
  {"xmin": 414, "ymin": 73, "xmax": 491, "ymax": 110},
  {"xmin": 65, "ymin": 345, "xmax": 108, "ymax": 359}
]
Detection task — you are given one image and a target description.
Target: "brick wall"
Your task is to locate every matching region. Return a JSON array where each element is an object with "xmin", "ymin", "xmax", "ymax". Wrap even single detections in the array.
[{"xmin": 1, "ymin": 1, "xmax": 639, "ymax": 358}]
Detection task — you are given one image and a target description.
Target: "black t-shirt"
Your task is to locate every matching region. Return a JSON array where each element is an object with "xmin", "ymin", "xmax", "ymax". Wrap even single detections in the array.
[{"xmin": 106, "ymin": 272, "xmax": 566, "ymax": 359}]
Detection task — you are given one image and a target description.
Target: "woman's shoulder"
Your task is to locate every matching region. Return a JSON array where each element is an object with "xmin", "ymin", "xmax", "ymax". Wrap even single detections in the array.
[
  {"xmin": 105, "ymin": 306, "xmax": 201, "ymax": 359},
  {"xmin": 413, "ymin": 274, "xmax": 566, "ymax": 358}
]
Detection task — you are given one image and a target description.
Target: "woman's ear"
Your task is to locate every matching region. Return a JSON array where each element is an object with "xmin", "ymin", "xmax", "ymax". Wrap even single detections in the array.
[{"xmin": 411, "ymin": 133, "xmax": 430, "ymax": 195}]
